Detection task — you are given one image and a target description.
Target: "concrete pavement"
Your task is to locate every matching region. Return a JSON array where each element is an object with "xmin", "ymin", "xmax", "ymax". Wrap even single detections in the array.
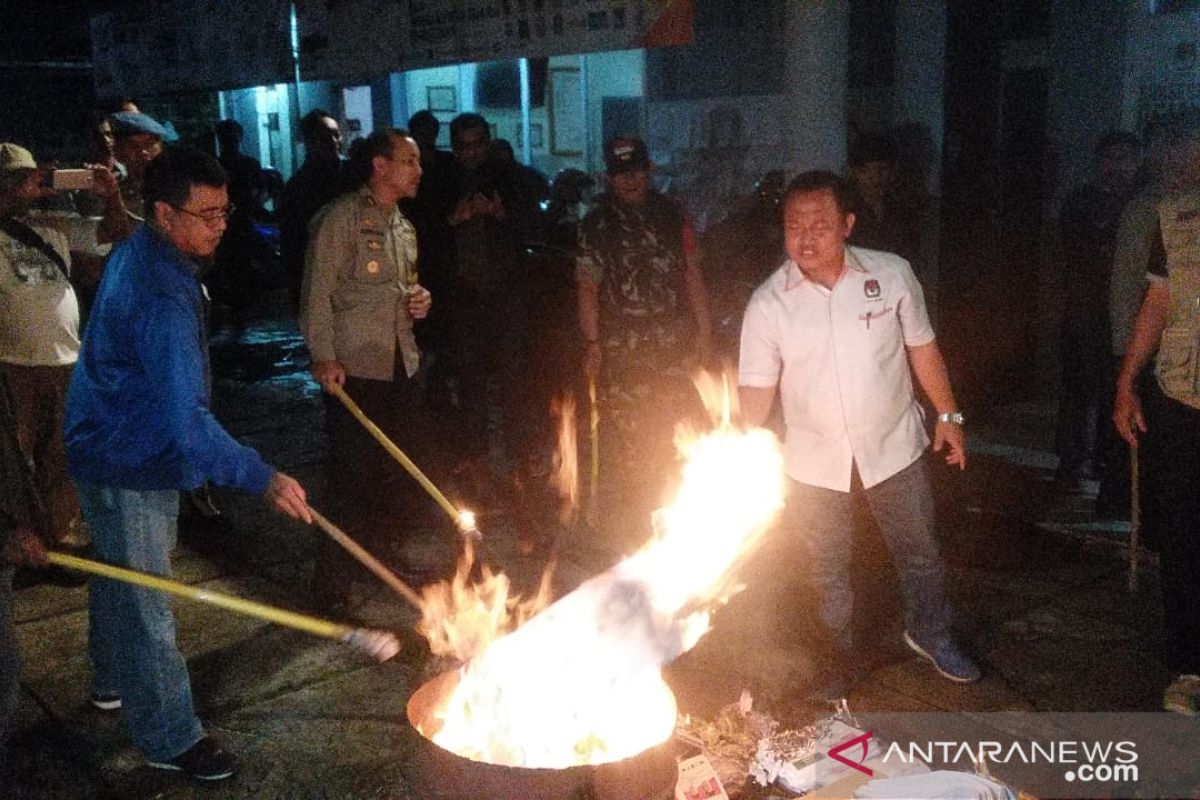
[{"xmin": 4, "ymin": 305, "xmax": 1167, "ymax": 798}]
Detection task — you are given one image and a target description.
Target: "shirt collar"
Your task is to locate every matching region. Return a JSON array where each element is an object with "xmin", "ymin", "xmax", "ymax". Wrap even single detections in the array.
[
  {"xmin": 357, "ymin": 184, "xmax": 401, "ymax": 221},
  {"xmin": 783, "ymin": 246, "xmax": 868, "ymax": 291},
  {"xmin": 143, "ymin": 224, "xmax": 202, "ymax": 277}
]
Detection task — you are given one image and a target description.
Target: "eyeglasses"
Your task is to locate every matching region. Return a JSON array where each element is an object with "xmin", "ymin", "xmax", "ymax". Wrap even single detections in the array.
[{"xmin": 172, "ymin": 203, "xmax": 235, "ymax": 224}]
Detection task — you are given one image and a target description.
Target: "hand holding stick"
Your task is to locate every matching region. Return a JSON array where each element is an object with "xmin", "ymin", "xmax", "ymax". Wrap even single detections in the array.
[
  {"xmin": 46, "ymin": 551, "xmax": 401, "ymax": 661},
  {"xmin": 328, "ymin": 383, "xmax": 479, "ymax": 538}
]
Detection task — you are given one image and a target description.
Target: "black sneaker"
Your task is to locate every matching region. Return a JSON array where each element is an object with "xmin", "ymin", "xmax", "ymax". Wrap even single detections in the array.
[
  {"xmin": 90, "ymin": 691, "xmax": 121, "ymax": 711},
  {"xmin": 903, "ymin": 630, "xmax": 982, "ymax": 683},
  {"xmin": 147, "ymin": 736, "xmax": 237, "ymax": 781}
]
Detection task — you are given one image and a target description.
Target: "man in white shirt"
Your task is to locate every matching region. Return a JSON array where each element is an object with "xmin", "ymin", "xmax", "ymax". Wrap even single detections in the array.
[{"xmin": 739, "ymin": 170, "xmax": 978, "ymax": 694}]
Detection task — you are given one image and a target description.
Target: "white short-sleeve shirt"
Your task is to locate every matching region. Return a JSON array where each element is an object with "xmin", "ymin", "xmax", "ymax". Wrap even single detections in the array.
[
  {"xmin": 0, "ymin": 221, "xmax": 79, "ymax": 367},
  {"xmin": 739, "ymin": 246, "xmax": 935, "ymax": 491}
]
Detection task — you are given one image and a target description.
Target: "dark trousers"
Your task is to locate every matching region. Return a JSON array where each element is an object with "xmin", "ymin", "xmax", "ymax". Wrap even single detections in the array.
[
  {"xmin": 452, "ymin": 287, "xmax": 538, "ymax": 469},
  {"xmin": 0, "ymin": 568, "xmax": 17, "ymax": 779},
  {"xmin": 1147, "ymin": 387, "xmax": 1200, "ymax": 676},
  {"xmin": 315, "ymin": 372, "xmax": 442, "ymax": 598},
  {"xmin": 0, "ymin": 363, "xmax": 79, "ymax": 544},
  {"xmin": 1055, "ymin": 324, "xmax": 1111, "ymax": 476}
]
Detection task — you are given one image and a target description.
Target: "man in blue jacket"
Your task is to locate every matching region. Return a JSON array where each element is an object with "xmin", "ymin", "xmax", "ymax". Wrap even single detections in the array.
[{"xmin": 64, "ymin": 147, "xmax": 310, "ymax": 781}]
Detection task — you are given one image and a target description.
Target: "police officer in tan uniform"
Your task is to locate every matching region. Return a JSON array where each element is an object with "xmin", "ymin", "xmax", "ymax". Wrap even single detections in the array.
[
  {"xmin": 300, "ymin": 128, "xmax": 434, "ymax": 608},
  {"xmin": 1113, "ymin": 121, "xmax": 1200, "ymax": 715}
]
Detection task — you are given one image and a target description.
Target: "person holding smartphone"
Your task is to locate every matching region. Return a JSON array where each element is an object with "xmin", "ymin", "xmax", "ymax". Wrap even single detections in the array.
[{"xmin": 0, "ymin": 144, "xmax": 118, "ymax": 557}]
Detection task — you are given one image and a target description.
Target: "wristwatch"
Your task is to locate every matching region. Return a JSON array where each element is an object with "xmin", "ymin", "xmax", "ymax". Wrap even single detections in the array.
[{"xmin": 937, "ymin": 411, "xmax": 965, "ymax": 425}]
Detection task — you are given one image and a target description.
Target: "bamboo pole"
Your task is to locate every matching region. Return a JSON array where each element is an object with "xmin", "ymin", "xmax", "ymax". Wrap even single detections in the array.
[
  {"xmin": 308, "ymin": 506, "xmax": 424, "ymax": 609},
  {"xmin": 587, "ymin": 375, "xmax": 600, "ymax": 528},
  {"xmin": 328, "ymin": 383, "xmax": 475, "ymax": 535},
  {"xmin": 1128, "ymin": 444, "xmax": 1141, "ymax": 593},
  {"xmin": 46, "ymin": 551, "xmax": 400, "ymax": 659}
]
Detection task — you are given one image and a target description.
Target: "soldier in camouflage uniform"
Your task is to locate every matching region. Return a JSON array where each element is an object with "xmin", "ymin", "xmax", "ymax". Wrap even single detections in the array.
[{"xmin": 576, "ymin": 137, "xmax": 713, "ymax": 544}]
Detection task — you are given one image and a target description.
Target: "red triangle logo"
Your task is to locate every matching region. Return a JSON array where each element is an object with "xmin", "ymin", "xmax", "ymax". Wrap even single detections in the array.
[{"xmin": 827, "ymin": 730, "xmax": 875, "ymax": 777}]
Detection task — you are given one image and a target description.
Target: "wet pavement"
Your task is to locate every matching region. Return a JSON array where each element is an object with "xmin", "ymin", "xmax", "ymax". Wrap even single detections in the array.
[{"xmin": 5, "ymin": 299, "xmax": 1168, "ymax": 798}]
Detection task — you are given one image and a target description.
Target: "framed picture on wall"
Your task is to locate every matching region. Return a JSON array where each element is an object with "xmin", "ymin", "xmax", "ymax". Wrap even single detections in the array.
[
  {"xmin": 427, "ymin": 85, "xmax": 457, "ymax": 112},
  {"xmin": 515, "ymin": 123, "xmax": 545, "ymax": 150}
]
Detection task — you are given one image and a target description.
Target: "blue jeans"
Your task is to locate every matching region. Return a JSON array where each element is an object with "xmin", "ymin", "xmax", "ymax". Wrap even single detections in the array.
[
  {"xmin": 77, "ymin": 482, "xmax": 202, "ymax": 762},
  {"xmin": 790, "ymin": 456, "xmax": 952, "ymax": 655},
  {"xmin": 1, "ymin": 568, "xmax": 18, "ymax": 782}
]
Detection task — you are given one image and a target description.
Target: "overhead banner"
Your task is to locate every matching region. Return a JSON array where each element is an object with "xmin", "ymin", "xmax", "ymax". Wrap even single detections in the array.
[
  {"xmin": 297, "ymin": 0, "xmax": 693, "ymax": 83},
  {"xmin": 90, "ymin": 0, "xmax": 294, "ymax": 97},
  {"xmin": 294, "ymin": 0, "xmax": 410, "ymax": 83}
]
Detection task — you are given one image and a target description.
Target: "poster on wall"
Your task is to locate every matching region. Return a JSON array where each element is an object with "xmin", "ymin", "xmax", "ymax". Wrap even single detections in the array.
[
  {"xmin": 90, "ymin": 0, "xmax": 294, "ymax": 97},
  {"xmin": 296, "ymin": 0, "xmax": 693, "ymax": 82}
]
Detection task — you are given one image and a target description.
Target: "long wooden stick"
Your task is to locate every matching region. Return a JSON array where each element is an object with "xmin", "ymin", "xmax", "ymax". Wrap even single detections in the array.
[
  {"xmin": 328, "ymin": 383, "xmax": 470, "ymax": 532},
  {"xmin": 587, "ymin": 375, "xmax": 600, "ymax": 527},
  {"xmin": 45, "ymin": 551, "xmax": 396, "ymax": 656},
  {"xmin": 308, "ymin": 506, "xmax": 424, "ymax": 609},
  {"xmin": 1128, "ymin": 444, "xmax": 1141, "ymax": 593}
]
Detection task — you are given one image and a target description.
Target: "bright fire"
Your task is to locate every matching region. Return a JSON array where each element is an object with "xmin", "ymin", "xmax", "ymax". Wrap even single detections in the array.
[
  {"xmin": 416, "ymin": 373, "xmax": 785, "ymax": 769},
  {"xmin": 549, "ymin": 393, "xmax": 579, "ymax": 526}
]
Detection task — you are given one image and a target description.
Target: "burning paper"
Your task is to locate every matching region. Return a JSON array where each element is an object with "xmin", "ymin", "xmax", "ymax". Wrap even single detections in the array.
[{"xmin": 418, "ymin": 373, "xmax": 785, "ymax": 769}]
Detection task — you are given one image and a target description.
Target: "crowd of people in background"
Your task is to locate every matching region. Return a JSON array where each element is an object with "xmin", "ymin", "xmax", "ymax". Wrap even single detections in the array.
[{"xmin": 2, "ymin": 97, "xmax": 1199, "ymax": 786}]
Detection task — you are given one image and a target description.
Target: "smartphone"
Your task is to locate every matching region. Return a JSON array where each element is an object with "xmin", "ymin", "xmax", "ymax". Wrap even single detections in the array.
[{"xmin": 51, "ymin": 169, "xmax": 95, "ymax": 191}]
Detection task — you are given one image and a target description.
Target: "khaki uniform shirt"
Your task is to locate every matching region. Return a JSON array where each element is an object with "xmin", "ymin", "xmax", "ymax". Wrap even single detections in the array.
[
  {"xmin": 1155, "ymin": 190, "xmax": 1200, "ymax": 410},
  {"xmin": 300, "ymin": 187, "xmax": 420, "ymax": 381}
]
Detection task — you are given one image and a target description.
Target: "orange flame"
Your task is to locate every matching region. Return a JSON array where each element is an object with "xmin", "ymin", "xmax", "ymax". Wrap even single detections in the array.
[
  {"xmin": 417, "ymin": 540, "xmax": 553, "ymax": 663},
  {"xmin": 550, "ymin": 394, "xmax": 579, "ymax": 526},
  {"xmin": 417, "ymin": 371, "xmax": 785, "ymax": 769}
]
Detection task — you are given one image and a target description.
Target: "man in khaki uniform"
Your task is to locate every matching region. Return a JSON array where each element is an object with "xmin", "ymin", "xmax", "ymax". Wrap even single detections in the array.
[
  {"xmin": 300, "ymin": 128, "xmax": 434, "ymax": 608},
  {"xmin": 1113, "ymin": 121, "xmax": 1200, "ymax": 715}
]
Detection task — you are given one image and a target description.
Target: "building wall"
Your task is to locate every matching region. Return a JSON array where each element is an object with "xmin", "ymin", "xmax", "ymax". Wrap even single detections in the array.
[
  {"xmin": 1121, "ymin": 0, "xmax": 1200, "ymax": 128},
  {"xmin": 644, "ymin": 1, "xmax": 849, "ymax": 229},
  {"xmin": 405, "ymin": 64, "xmax": 461, "ymax": 144},
  {"xmin": 222, "ymin": 87, "xmax": 264, "ymax": 162},
  {"xmin": 894, "ymin": 1, "xmax": 947, "ymax": 196},
  {"xmin": 580, "ymin": 50, "xmax": 643, "ymax": 174},
  {"xmin": 1046, "ymin": 0, "xmax": 1130, "ymax": 210},
  {"xmin": 397, "ymin": 50, "xmax": 642, "ymax": 184}
]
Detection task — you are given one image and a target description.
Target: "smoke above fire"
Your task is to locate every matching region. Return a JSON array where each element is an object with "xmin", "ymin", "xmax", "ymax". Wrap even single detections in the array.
[{"xmin": 415, "ymin": 372, "xmax": 785, "ymax": 769}]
